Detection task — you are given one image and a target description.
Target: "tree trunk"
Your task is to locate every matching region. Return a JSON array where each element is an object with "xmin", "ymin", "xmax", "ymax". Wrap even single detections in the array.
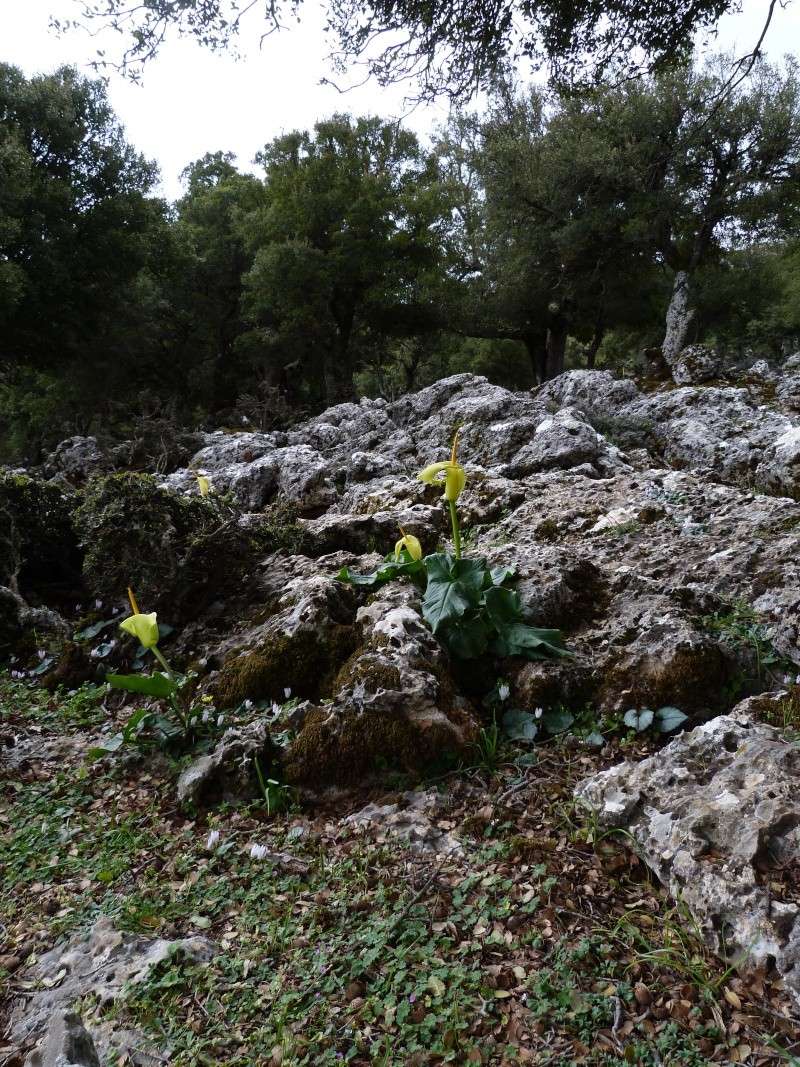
[
  {"xmin": 544, "ymin": 322, "xmax": 568, "ymax": 380},
  {"xmin": 586, "ymin": 321, "xmax": 605, "ymax": 369},
  {"xmin": 662, "ymin": 270, "xmax": 695, "ymax": 368},
  {"xmin": 523, "ymin": 331, "xmax": 548, "ymax": 385}
]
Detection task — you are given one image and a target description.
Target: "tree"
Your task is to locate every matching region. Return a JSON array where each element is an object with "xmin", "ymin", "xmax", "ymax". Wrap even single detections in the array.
[
  {"xmin": 622, "ymin": 58, "xmax": 800, "ymax": 366},
  {"xmin": 0, "ymin": 64, "xmax": 165, "ymax": 454},
  {"xmin": 240, "ymin": 115, "xmax": 449, "ymax": 405},
  {"xmin": 436, "ymin": 85, "xmax": 662, "ymax": 380},
  {"xmin": 68, "ymin": 0, "xmax": 743, "ymax": 97}
]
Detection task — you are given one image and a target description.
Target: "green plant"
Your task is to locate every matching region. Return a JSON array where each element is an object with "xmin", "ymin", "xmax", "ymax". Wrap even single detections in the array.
[
  {"xmin": 702, "ymin": 599, "xmax": 789, "ymax": 681},
  {"xmin": 90, "ymin": 587, "xmax": 220, "ymax": 757},
  {"xmin": 623, "ymin": 705, "xmax": 688, "ymax": 734},
  {"xmin": 339, "ymin": 433, "xmax": 569, "ymax": 663}
]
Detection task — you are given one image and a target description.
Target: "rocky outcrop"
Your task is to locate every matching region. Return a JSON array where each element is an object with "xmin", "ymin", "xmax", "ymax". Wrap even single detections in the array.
[
  {"xmin": 575, "ymin": 707, "xmax": 800, "ymax": 1008},
  {"xmin": 10, "ymin": 917, "xmax": 215, "ymax": 1065}
]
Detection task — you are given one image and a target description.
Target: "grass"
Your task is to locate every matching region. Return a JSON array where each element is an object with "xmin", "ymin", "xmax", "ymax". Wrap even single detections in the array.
[{"xmin": 2, "ymin": 673, "xmax": 800, "ymax": 1066}]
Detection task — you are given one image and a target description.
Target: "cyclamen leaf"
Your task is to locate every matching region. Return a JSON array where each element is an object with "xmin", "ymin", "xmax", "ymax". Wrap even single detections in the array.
[
  {"xmin": 541, "ymin": 708, "xmax": 574, "ymax": 734},
  {"xmin": 502, "ymin": 708, "xmax": 538, "ymax": 741},
  {"xmin": 107, "ymin": 672, "xmax": 176, "ymax": 698},
  {"xmin": 654, "ymin": 706, "xmax": 688, "ymax": 733},
  {"xmin": 623, "ymin": 707, "xmax": 654, "ymax": 732}
]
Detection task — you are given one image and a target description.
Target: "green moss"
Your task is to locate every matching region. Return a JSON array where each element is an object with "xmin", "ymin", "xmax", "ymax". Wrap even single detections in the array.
[
  {"xmin": 214, "ymin": 624, "xmax": 358, "ymax": 707},
  {"xmin": 284, "ymin": 701, "xmax": 473, "ymax": 785},
  {"xmin": 75, "ymin": 473, "xmax": 258, "ymax": 619}
]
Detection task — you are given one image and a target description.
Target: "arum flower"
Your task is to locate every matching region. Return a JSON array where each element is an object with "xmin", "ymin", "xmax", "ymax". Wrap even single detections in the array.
[
  {"xmin": 119, "ymin": 587, "xmax": 174, "ymax": 678},
  {"xmin": 195, "ymin": 472, "xmax": 211, "ymax": 497},
  {"xmin": 418, "ymin": 429, "xmax": 466, "ymax": 503},
  {"xmin": 120, "ymin": 612, "xmax": 160, "ymax": 649},
  {"xmin": 394, "ymin": 528, "xmax": 423, "ymax": 561}
]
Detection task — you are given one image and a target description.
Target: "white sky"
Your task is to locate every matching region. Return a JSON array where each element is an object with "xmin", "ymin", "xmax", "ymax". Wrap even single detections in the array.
[{"xmin": 1, "ymin": 0, "xmax": 798, "ymax": 200}]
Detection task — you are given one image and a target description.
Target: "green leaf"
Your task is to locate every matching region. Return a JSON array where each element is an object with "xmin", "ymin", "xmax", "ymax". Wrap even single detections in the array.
[
  {"xmin": 541, "ymin": 708, "xmax": 574, "ymax": 734},
  {"xmin": 489, "ymin": 564, "xmax": 516, "ymax": 586},
  {"xmin": 74, "ymin": 617, "xmax": 115, "ymax": 641},
  {"xmin": 444, "ymin": 616, "xmax": 491, "ymax": 658},
  {"xmin": 86, "ymin": 733, "xmax": 124, "ymax": 760},
  {"xmin": 422, "ymin": 576, "xmax": 476, "ymax": 634},
  {"xmin": 502, "ymin": 708, "xmax": 538, "ymax": 741},
  {"xmin": 654, "ymin": 706, "xmax": 688, "ymax": 733},
  {"xmin": 107, "ymin": 672, "xmax": 176, "ymax": 698},
  {"xmin": 482, "ymin": 585, "xmax": 523, "ymax": 628},
  {"xmin": 337, "ymin": 557, "xmax": 424, "ymax": 588},
  {"xmin": 490, "ymin": 623, "xmax": 570, "ymax": 660},
  {"xmin": 623, "ymin": 707, "xmax": 654, "ymax": 732}
]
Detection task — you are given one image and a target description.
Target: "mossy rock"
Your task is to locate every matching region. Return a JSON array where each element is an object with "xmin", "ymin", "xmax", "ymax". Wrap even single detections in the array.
[
  {"xmin": 0, "ymin": 473, "xmax": 81, "ymax": 603},
  {"xmin": 214, "ymin": 624, "xmax": 359, "ymax": 707},
  {"xmin": 283, "ymin": 703, "xmax": 470, "ymax": 786},
  {"xmin": 74, "ymin": 473, "xmax": 262, "ymax": 619}
]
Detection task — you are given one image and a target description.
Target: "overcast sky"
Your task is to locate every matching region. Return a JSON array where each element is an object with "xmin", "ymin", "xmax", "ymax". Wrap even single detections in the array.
[{"xmin": 2, "ymin": 0, "xmax": 799, "ymax": 200}]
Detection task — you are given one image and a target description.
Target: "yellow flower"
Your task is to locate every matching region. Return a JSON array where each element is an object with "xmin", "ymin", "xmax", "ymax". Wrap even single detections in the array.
[
  {"xmin": 418, "ymin": 429, "xmax": 466, "ymax": 502},
  {"xmin": 394, "ymin": 529, "xmax": 422, "ymax": 561},
  {"xmin": 120, "ymin": 611, "xmax": 160, "ymax": 649},
  {"xmin": 195, "ymin": 473, "xmax": 211, "ymax": 497}
]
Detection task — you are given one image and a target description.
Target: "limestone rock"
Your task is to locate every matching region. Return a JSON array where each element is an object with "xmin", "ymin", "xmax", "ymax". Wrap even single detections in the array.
[
  {"xmin": 671, "ymin": 344, "xmax": 722, "ymax": 385},
  {"xmin": 343, "ymin": 790, "xmax": 463, "ymax": 855},
  {"xmin": 177, "ymin": 719, "xmax": 279, "ymax": 807},
  {"xmin": 10, "ymin": 917, "xmax": 214, "ymax": 1063},
  {"xmin": 44, "ymin": 436, "xmax": 107, "ymax": 484},
  {"xmin": 575, "ymin": 711, "xmax": 800, "ymax": 1008},
  {"xmin": 283, "ymin": 583, "xmax": 478, "ymax": 786},
  {"xmin": 25, "ymin": 1011, "xmax": 100, "ymax": 1067}
]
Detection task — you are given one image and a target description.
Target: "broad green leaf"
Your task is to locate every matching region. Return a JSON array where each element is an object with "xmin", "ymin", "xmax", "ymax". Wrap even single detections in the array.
[
  {"xmin": 541, "ymin": 708, "xmax": 574, "ymax": 734},
  {"xmin": 654, "ymin": 706, "xmax": 688, "ymax": 733},
  {"xmin": 422, "ymin": 576, "xmax": 477, "ymax": 633},
  {"xmin": 107, "ymin": 672, "xmax": 176, "ymax": 698},
  {"xmin": 623, "ymin": 707, "xmax": 654, "ymax": 732},
  {"xmin": 483, "ymin": 585, "xmax": 523, "ymax": 628},
  {"xmin": 444, "ymin": 616, "xmax": 491, "ymax": 658},
  {"xmin": 491, "ymin": 623, "xmax": 570, "ymax": 660},
  {"xmin": 502, "ymin": 708, "xmax": 538, "ymax": 741}
]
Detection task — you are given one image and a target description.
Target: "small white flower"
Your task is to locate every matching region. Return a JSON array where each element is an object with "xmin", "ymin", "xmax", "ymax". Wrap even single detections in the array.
[
  {"xmin": 206, "ymin": 830, "xmax": 220, "ymax": 850},
  {"xmin": 284, "ymin": 687, "xmax": 292, "ymax": 700},
  {"xmin": 217, "ymin": 714, "xmax": 225, "ymax": 728},
  {"xmin": 250, "ymin": 843, "xmax": 268, "ymax": 860},
  {"xmin": 498, "ymin": 683, "xmax": 510, "ymax": 702},
  {"xmin": 534, "ymin": 706, "xmax": 544, "ymax": 719}
]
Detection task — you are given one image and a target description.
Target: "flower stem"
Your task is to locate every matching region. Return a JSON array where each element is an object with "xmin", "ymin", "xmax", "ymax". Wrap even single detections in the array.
[
  {"xmin": 151, "ymin": 645, "xmax": 176, "ymax": 681},
  {"xmin": 448, "ymin": 499, "xmax": 462, "ymax": 559}
]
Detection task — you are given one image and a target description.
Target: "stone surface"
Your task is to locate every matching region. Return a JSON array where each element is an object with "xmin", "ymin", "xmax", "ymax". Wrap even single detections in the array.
[
  {"xmin": 344, "ymin": 790, "xmax": 464, "ymax": 855},
  {"xmin": 575, "ymin": 710, "xmax": 800, "ymax": 1008},
  {"xmin": 10, "ymin": 917, "xmax": 215, "ymax": 1064}
]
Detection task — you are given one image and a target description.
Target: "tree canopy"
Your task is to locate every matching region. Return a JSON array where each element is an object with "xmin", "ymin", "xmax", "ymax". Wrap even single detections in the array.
[{"xmin": 66, "ymin": 0, "xmax": 743, "ymax": 96}]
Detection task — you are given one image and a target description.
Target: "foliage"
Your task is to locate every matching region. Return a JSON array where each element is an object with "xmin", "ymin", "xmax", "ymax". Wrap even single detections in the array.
[{"xmin": 67, "ymin": 0, "xmax": 735, "ymax": 98}]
